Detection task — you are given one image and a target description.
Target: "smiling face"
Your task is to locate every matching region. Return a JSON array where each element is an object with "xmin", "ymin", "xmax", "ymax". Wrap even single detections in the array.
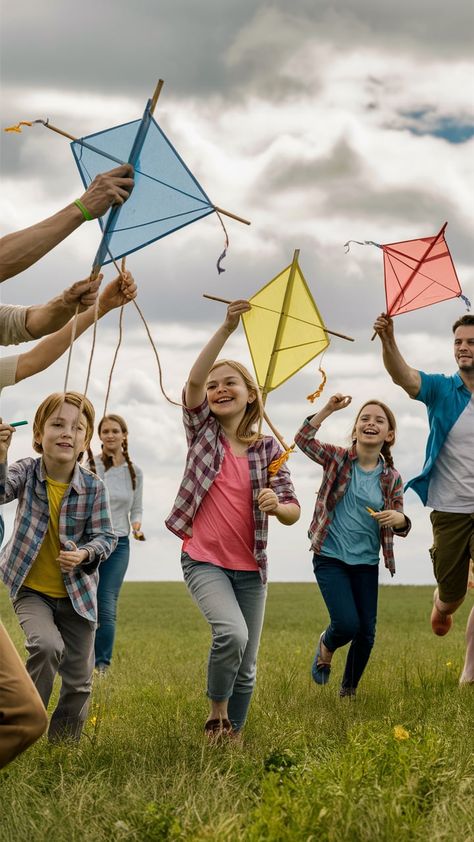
[
  {"xmin": 206, "ymin": 363, "xmax": 256, "ymax": 422},
  {"xmin": 353, "ymin": 403, "xmax": 395, "ymax": 449},
  {"xmin": 454, "ymin": 325, "xmax": 474, "ymax": 374},
  {"xmin": 35, "ymin": 402, "xmax": 89, "ymax": 474},
  {"xmin": 99, "ymin": 417, "xmax": 126, "ymax": 455}
]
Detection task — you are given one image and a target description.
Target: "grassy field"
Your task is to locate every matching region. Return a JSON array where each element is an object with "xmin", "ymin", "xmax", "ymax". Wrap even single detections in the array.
[{"xmin": 0, "ymin": 583, "xmax": 473, "ymax": 842}]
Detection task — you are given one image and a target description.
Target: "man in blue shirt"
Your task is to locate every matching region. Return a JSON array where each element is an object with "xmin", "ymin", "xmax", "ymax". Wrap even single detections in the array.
[{"xmin": 374, "ymin": 313, "xmax": 474, "ymax": 686}]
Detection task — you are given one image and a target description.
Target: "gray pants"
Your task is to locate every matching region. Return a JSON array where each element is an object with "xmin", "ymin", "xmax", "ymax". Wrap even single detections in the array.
[
  {"xmin": 13, "ymin": 587, "xmax": 95, "ymax": 741},
  {"xmin": 181, "ymin": 552, "xmax": 267, "ymax": 731}
]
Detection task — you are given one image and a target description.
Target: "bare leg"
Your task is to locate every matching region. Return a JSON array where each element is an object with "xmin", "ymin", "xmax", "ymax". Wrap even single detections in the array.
[
  {"xmin": 460, "ymin": 605, "xmax": 474, "ymax": 685},
  {"xmin": 431, "ymin": 588, "xmax": 465, "ymax": 636},
  {"xmin": 208, "ymin": 699, "xmax": 229, "ymax": 722}
]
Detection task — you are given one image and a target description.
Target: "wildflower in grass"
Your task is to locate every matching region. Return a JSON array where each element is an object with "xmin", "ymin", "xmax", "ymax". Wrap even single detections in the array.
[
  {"xmin": 393, "ymin": 725, "xmax": 409, "ymax": 741},
  {"xmin": 446, "ymin": 661, "xmax": 452, "ymax": 667},
  {"xmin": 89, "ymin": 715, "xmax": 97, "ymax": 726}
]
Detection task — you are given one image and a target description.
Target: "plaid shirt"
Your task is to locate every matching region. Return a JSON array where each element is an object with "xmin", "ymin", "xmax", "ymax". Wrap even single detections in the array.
[
  {"xmin": 294, "ymin": 418, "xmax": 411, "ymax": 576},
  {"xmin": 0, "ymin": 457, "xmax": 117, "ymax": 621},
  {"xmin": 165, "ymin": 395, "xmax": 299, "ymax": 583}
]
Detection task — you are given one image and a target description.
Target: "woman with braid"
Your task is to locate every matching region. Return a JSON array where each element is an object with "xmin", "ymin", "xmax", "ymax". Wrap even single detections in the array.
[
  {"xmin": 87, "ymin": 415, "xmax": 144, "ymax": 674},
  {"xmin": 294, "ymin": 395, "xmax": 411, "ymax": 697}
]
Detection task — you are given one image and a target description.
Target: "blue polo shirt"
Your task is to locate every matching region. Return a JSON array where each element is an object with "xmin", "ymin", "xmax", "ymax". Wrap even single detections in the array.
[{"xmin": 405, "ymin": 371, "xmax": 472, "ymax": 505}]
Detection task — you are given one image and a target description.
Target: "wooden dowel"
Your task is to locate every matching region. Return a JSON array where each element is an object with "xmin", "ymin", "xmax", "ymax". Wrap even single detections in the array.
[
  {"xmin": 202, "ymin": 294, "xmax": 354, "ymax": 341},
  {"xmin": 150, "ymin": 80, "xmax": 164, "ymax": 115},
  {"xmin": 213, "ymin": 206, "xmax": 251, "ymax": 226}
]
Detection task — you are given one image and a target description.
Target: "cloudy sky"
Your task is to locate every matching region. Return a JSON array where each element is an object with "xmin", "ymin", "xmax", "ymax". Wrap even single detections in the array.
[{"xmin": 1, "ymin": 0, "xmax": 473, "ymax": 585}]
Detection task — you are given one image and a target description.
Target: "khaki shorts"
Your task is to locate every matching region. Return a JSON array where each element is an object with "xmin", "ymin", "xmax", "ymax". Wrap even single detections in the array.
[{"xmin": 430, "ymin": 511, "xmax": 474, "ymax": 603}]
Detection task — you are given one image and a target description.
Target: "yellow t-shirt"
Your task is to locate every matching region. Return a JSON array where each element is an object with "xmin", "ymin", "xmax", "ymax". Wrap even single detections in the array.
[{"xmin": 23, "ymin": 476, "xmax": 69, "ymax": 598}]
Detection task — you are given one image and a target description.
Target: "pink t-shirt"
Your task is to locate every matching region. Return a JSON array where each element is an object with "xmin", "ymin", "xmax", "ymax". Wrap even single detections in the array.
[{"xmin": 183, "ymin": 439, "xmax": 258, "ymax": 571}]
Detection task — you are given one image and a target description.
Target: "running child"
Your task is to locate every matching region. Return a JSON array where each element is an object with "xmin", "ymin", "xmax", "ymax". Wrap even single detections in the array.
[
  {"xmin": 0, "ymin": 392, "xmax": 116, "ymax": 741},
  {"xmin": 166, "ymin": 300, "xmax": 300, "ymax": 738},
  {"xmin": 294, "ymin": 394, "xmax": 411, "ymax": 696}
]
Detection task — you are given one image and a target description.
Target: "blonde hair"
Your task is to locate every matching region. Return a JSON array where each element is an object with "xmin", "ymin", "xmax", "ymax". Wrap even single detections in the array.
[
  {"xmin": 208, "ymin": 359, "xmax": 264, "ymax": 444},
  {"xmin": 351, "ymin": 399, "xmax": 397, "ymax": 469},
  {"xmin": 33, "ymin": 392, "xmax": 95, "ymax": 458},
  {"xmin": 87, "ymin": 414, "xmax": 137, "ymax": 490}
]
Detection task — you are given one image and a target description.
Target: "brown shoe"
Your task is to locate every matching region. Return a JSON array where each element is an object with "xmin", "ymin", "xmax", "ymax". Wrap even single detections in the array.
[{"xmin": 431, "ymin": 588, "xmax": 453, "ymax": 636}]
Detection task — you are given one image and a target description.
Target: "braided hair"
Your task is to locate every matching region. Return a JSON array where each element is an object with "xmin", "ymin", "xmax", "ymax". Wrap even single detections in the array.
[{"xmin": 89, "ymin": 414, "xmax": 137, "ymax": 490}]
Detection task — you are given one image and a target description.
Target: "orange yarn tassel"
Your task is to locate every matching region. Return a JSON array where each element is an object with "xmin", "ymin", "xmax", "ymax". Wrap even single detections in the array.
[
  {"xmin": 307, "ymin": 367, "xmax": 327, "ymax": 403},
  {"xmin": 268, "ymin": 445, "xmax": 295, "ymax": 476},
  {"xmin": 4, "ymin": 121, "xmax": 33, "ymax": 133}
]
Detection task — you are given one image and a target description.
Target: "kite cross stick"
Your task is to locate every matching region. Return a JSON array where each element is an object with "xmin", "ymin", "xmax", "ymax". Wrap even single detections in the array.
[{"xmin": 203, "ymin": 294, "xmax": 354, "ymax": 342}]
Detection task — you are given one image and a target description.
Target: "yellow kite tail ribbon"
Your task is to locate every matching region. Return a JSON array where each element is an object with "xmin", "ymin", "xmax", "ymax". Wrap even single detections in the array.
[
  {"xmin": 4, "ymin": 121, "xmax": 33, "ymax": 133},
  {"xmin": 307, "ymin": 366, "xmax": 327, "ymax": 403}
]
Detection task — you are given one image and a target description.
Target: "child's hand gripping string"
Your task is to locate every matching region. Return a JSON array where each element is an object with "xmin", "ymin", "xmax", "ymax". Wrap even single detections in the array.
[
  {"xmin": 0, "ymin": 419, "xmax": 15, "ymax": 462},
  {"xmin": 57, "ymin": 540, "xmax": 89, "ymax": 573},
  {"xmin": 366, "ymin": 507, "xmax": 407, "ymax": 529}
]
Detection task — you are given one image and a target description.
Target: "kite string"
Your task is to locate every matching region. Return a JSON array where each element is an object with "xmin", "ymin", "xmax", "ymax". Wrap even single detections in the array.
[
  {"xmin": 63, "ymin": 304, "xmax": 80, "ymax": 394},
  {"xmin": 108, "ymin": 258, "xmax": 182, "ymax": 408},
  {"xmin": 103, "ymin": 258, "xmax": 127, "ymax": 416}
]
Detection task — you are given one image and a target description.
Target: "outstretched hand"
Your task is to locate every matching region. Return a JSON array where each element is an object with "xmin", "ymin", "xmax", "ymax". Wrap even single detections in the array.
[
  {"xmin": 223, "ymin": 300, "xmax": 251, "ymax": 334},
  {"xmin": 62, "ymin": 275, "xmax": 102, "ymax": 313},
  {"xmin": 98, "ymin": 270, "xmax": 137, "ymax": 315},
  {"xmin": 324, "ymin": 393, "xmax": 352, "ymax": 413}
]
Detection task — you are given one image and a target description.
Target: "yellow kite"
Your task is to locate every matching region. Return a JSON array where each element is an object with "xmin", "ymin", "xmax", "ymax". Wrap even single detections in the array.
[{"xmin": 241, "ymin": 249, "xmax": 333, "ymax": 403}]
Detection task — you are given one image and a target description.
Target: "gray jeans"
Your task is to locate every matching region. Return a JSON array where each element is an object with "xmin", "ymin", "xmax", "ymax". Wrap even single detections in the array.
[
  {"xmin": 181, "ymin": 552, "xmax": 267, "ymax": 731},
  {"xmin": 13, "ymin": 587, "xmax": 95, "ymax": 741}
]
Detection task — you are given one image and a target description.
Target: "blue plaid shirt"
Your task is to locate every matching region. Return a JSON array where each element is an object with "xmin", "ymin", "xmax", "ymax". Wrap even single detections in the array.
[{"xmin": 0, "ymin": 457, "xmax": 117, "ymax": 621}]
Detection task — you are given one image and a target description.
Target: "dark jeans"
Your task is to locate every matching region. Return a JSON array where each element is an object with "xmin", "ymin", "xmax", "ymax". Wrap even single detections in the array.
[
  {"xmin": 95, "ymin": 536, "xmax": 130, "ymax": 668},
  {"xmin": 313, "ymin": 554, "xmax": 379, "ymax": 690}
]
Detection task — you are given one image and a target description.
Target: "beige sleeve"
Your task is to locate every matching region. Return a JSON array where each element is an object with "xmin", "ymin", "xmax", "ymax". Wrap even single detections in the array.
[
  {"xmin": 0, "ymin": 354, "xmax": 19, "ymax": 390},
  {"xmin": 0, "ymin": 305, "xmax": 34, "ymax": 345}
]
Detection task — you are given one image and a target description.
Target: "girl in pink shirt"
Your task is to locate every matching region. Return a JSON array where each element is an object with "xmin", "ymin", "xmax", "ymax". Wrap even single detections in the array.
[{"xmin": 168, "ymin": 300, "xmax": 300, "ymax": 739}]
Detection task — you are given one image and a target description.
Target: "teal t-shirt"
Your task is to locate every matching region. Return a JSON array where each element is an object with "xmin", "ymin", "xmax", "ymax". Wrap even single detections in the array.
[{"xmin": 320, "ymin": 461, "xmax": 383, "ymax": 565}]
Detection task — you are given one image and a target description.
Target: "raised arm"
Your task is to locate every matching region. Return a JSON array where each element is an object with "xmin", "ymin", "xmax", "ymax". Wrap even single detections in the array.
[
  {"xmin": 0, "ymin": 165, "xmax": 134, "ymax": 282},
  {"xmin": 185, "ymin": 300, "xmax": 251, "ymax": 409},
  {"xmin": 15, "ymin": 271, "xmax": 137, "ymax": 383},
  {"xmin": 24, "ymin": 277, "xmax": 101, "ymax": 338},
  {"xmin": 373, "ymin": 314, "xmax": 421, "ymax": 398}
]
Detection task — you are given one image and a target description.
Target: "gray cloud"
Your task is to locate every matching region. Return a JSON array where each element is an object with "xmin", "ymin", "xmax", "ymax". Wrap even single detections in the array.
[{"xmin": 2, "ymin": 1, "xmax": 473, "ymax": 103}]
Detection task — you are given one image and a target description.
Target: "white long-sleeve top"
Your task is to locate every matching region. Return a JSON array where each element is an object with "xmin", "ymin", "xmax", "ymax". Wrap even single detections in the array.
[{"xmin": 93, "ymin": 456, "xmax": 143, "ymax": 537}]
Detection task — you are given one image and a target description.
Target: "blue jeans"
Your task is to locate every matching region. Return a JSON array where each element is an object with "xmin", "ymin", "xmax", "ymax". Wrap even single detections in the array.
[
  {"xmin": 95, "ymin": 536, "xmax": 130, "ymax": 668},
  {"xmin": 313, "ymin": 554, "xmax": 379, "ymax": 690},
  {"xmin": 181, "ymin": 552, "xmax": 267, "ymax": 731}
]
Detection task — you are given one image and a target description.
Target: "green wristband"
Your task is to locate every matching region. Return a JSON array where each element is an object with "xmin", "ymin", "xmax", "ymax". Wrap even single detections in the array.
[{"xmin": 73, "ymin": 198, "xmax": 94, "ymax": 221}]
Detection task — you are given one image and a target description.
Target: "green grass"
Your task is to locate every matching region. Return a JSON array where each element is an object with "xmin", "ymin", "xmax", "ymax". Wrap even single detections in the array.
[{"xmin": 1, "ymin": 583, "xmax": 473, "ymax": 842}]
